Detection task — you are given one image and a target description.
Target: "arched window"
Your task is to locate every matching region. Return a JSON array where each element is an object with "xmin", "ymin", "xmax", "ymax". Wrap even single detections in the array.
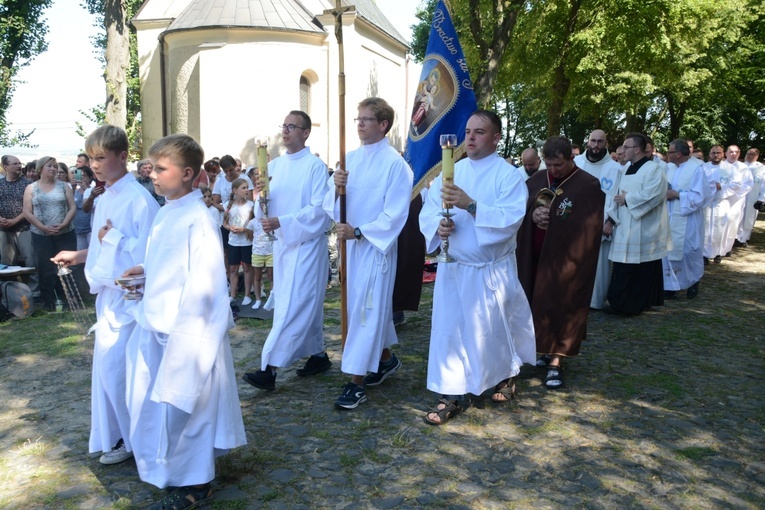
[{"xmin": 299, "ymin": 75, "xmax": 311, "ymax": 114}]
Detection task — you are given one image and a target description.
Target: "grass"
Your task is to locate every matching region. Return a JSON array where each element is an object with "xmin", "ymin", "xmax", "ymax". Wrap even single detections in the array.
[
  {"xmin": 675, "ymin": 446, "xmax": 717, "ymax": 461},
  {"xmin": 0, "ymin": 310, "xmax": 90, "ymax": 357}
]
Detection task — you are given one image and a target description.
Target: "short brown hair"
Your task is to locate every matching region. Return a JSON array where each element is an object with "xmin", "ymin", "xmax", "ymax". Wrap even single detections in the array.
[
  {"xmin": 148, "ymin": 134, "xmax": 204, "ymax": 179},
  {"xmin": 85, "ymin": 125, "xmax": 129, "ymax": 156},
  {"xmin": 358, "ymin": 97, "xmax": 395, "ymax": 135}
]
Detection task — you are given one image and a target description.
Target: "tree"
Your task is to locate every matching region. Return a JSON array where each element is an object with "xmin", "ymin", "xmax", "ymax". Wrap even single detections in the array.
[
  {"xmin": 82, "ymin": 0, "xmax": 143, "ymax": 158},
  {"xmin": 0, "ymin": 0, "xmax": 52, "ymax": 147}
]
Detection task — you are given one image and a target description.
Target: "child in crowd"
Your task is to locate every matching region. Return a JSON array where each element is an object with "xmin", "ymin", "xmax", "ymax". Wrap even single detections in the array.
[
  {"xmin": 223, "ymin": 178, "xmax": 254, "ymax": 305},
  {"xmin": 122, "ymin": 133, "xmax": 246, "ymax": 509},
  {"xmin": 246, "ymin": 214, "xmax": 273, "ymax": 309},
  {"xmin": 51, "ymin": 125, "xmax": 160, "ymax": 466},
  {"xmin": 200, "ymin": 185, "xmax": 222, "ymax": 227},
  {"xmin": 72, "ymin": 167, "xmax": 95, "ymax": 250}
]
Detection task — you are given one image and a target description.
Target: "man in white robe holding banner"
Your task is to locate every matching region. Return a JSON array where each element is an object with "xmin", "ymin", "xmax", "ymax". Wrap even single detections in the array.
[
  {"xmin": 242, "ymin": 110, "xmax": 332, "ymax": 391},
  {"xmin": 324, "ymin": 97, "xmax": 413, "ymax": 410},
  {"xmin": 419, "ymin": 110, "xmax": 536, "ymax": 425},
  {"xmin": 662, "ymin": 139, "xmax": 712, "ymax": 299}
]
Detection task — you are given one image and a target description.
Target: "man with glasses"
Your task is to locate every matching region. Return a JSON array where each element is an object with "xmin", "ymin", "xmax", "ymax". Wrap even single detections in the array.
[
  {"xmin": 662, "ymin": 139, "xmax": 712, "ymax": 299},
  {"xmin": 242, "ymin": 110, "xmax": 332, "ymax": 391},
  {"xmin": 574, "ymin": 129, "xmax": 622, "ymax": 310},
  {"xmin": 324, "ymin": 97, "xmax": 412, "ymax": 409},
  {"xmin": 0, "ymin": 155, "xmax": 40, "ymax": 299},
  {"xmin": 738, "ymin": 148, "xmax": 765, "ymax": 247},
  {"xmin": 605, "ymin": 133, "xmax": 669, "ymax": 315}
]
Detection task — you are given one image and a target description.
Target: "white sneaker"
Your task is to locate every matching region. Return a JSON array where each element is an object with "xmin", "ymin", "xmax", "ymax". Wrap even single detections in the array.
[
  {"xmin": 99, "ymin": 439, "xmax": 133, "ymax": 465},
  {"xmin": 229, "ymin": 296, "xmax": 236, "ymax": 303},
  {"xmin": 241, "ymin": 296, "xmax": 252, "ymax": 306},
  {"xmin": 252, "ymin": 300, "xmax": 262, "ymax": 310}
]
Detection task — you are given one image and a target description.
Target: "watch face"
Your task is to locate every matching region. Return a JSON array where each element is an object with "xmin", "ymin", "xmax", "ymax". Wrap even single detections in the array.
[{"xmin": 468, "ymin": 202, "xmax": 476, "ymax": 213}]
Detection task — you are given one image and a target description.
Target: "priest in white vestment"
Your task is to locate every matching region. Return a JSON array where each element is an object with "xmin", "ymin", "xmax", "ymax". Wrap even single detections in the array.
[
  {"xmin": 242, "ymin": 111, "xmax": 332, "ymax": 391},
  {"xmin": 737, "ymin": 148, "xmax": 765, "ymax": 245},
  {"xmin": 323, "ymin": 98, "xmax": 413, "ymax": 410},
  {"xmin": 661, "ymin": 140, "xmax": 712, "ymax": 298},
  {"xmin": 419, "ymin": 110, "xmax": 536, "ymax": 425},
  {"xmin": 703, "ymin": 145, "xmax": 753, "ymax": 262},
  {"xmin": 124, "ymin": 135, "xmax": 245, "ymax": 507},
  {"xmin": 574, "ymin": 129, "xmax": 623, "ymax": 309},
  {"xmin": 606, "ymin": 133, "xmax": 669, "ymax": 315}
]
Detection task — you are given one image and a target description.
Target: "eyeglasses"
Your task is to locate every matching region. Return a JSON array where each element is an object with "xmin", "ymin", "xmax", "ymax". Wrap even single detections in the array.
[
  {"xmin": 623, "ymin": 145, "xmax": 638, "ymax": 150},
  {"xmin": 280, "ymin": 124, "xmax": 308, "ymax": 132},
  {"xmin": 354, "ymin": 117, "xmax": 379, "ymax": 125}
]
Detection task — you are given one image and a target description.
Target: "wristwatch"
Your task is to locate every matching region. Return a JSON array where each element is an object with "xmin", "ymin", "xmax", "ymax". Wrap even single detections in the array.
[
  {"xmin": 467, "ymin": 201, "xmax": 477, "ymax": 214},
  {"xmin": 354, "ymin": 227, "xmax": 363, "ymax": 240}
]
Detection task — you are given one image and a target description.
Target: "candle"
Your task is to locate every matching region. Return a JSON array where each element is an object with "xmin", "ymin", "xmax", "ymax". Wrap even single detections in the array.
[
  {"xmin": 257, "ymin": 143, "xmax": 268, "ymax": 194},
  {"xmin": 440, "ymin": 134, "xmax": 457, "ymax": 184}
]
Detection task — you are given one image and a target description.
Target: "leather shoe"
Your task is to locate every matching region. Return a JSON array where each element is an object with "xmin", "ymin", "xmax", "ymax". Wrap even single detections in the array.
[{"xmin": 686, "ymin": 282, "xmax": 699, "ymax": 299}]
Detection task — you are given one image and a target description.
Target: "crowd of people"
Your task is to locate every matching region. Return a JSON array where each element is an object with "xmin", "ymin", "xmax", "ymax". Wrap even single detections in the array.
[{"xmin": 1, "ymin": 99, "xmax": 763, "ymax": 508}]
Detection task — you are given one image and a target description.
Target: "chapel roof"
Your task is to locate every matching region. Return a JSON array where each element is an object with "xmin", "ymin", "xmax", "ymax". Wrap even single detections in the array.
[{"xmin": 166, "ymin": 0, "xmax": 325, "ymax": 34}]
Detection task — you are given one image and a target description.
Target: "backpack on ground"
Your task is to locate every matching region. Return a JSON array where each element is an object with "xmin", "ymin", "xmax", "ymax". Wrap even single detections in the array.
[{"xmin": 0, "ymin": 281, "xmax": 34, "ymax": 321}]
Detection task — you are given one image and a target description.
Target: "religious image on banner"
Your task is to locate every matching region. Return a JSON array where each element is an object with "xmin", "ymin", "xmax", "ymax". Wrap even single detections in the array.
[{"xmin": 404, "ymin": 0, "xmax": 478, "ymax": 199}]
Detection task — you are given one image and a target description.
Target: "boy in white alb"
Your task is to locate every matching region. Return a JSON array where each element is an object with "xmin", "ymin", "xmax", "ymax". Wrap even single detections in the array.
[
  {"xmin": 52, "ymin": 125, "xmax": 159, "ymax": 465},
  {"xmin": 122, "ymin": 134, "xmax": 246, "ymax": 509}
]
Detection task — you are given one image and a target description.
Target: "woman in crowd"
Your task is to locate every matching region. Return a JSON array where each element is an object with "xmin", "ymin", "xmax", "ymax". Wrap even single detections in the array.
[
  {"xmin": 57, "ymin": 163, "xmax": 72, "ymax": 187},
  {"xmin": 22, "ymin": 156, "xmax": 76, "ymax": 310}
]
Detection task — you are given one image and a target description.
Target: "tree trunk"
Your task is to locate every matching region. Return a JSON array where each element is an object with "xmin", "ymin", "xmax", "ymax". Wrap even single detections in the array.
[
  {"xmin": 546, "ymin": 0, "xmax": 582, "ymax": 137},
  {"xmin": 103, "ymin": 0, "xmax": 129, "ymax": 128}
]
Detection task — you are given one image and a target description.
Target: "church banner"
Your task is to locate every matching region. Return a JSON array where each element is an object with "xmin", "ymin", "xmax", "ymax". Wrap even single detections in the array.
[{"xmin": 404, "ymin": 0, "xmax": 478, "ymax": 199}]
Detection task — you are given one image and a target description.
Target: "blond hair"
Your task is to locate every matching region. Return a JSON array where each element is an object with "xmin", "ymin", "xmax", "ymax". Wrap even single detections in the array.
[
  {"xmin": 85, "ymin": 124, "xmax": 129, "ymax": 156},
  {"xmin": 148, "ymin": 134, "xmax": 204, "ymax": 180}
]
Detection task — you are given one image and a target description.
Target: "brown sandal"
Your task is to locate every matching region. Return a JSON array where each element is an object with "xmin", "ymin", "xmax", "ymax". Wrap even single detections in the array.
[
  {"xmin": 491, "ymin": 377, "xmax": 516, "ymax": 403},
  {"xmin": 424, "ymin": 398, "xmax": 462, "ymax": 425}
]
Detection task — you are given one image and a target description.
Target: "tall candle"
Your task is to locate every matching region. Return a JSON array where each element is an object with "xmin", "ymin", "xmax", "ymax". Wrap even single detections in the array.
[
  {"xmin": 257, "ymin": 144, "xmax": 268, "ymax": 194},
  {"xmin": 440, "ymin": 134, "xmax": 457, "ymax": 184}
]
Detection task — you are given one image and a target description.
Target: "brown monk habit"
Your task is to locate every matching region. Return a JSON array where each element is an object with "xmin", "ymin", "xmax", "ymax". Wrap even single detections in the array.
[{"xmin": 516, "ymin": 167, "xmax": 604, "ymax": 357}]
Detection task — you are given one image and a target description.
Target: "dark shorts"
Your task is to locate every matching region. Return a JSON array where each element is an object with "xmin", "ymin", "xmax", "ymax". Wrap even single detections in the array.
[{"xmin": 228, "ymin": 245, "xmax": 252, "ymax": 266}]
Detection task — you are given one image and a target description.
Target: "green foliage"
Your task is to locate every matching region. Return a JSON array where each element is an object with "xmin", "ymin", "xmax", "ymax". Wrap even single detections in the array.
[
  {"xmin": 0, "ymin": 0, "xmax": 52, "ymax": 146},
  {"xmin": 80, "ymin": 0, "xmax": 143, "ymax": 158},
  {"xmin": 411, "ymin": 0, "xmax": 765, "ymax": 151}
]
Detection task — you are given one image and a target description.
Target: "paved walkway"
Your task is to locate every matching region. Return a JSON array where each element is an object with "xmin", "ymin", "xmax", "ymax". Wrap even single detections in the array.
[{"xmin": 0, "ymin": 231, "xmax": 764, "ymax": 509}]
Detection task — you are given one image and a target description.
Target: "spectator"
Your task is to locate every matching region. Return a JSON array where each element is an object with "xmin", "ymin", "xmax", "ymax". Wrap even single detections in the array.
[{"xmin": 22, "ymin": 157, "xmax": 76, "ymax": 311}]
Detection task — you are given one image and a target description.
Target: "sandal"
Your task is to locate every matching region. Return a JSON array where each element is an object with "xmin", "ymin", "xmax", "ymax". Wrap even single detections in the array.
[
  {"xmin": 424, "ymin": 398, "xmax": 462, "ymax": 426},
  {"xmin": 146, "ymin": 483, "xmax": 213, "ymax": 510},
  {"xmin": 536, "ymin": 354, "xmax": 552, "ymax": 367},
  {"xmin": 491, "ymin": 377, "xmax": 516, "ymax": 403},
  {"xmin": 544, "ymin": 366, "xmax": 564, "ymax": 390}
]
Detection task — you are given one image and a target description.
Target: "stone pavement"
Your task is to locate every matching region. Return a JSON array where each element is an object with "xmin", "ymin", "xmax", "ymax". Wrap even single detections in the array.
[{"xmin": 0, "ymin": 231, "xmax": 764, "ymax": 509}]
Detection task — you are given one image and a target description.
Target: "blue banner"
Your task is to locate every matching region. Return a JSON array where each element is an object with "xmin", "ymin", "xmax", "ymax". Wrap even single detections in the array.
[{"xmin": 404, "ymin": 0, "xmax": 478, "ymax": 198}]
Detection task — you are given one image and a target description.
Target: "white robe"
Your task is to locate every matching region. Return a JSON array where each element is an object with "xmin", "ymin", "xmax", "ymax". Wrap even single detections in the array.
[
  {"xmin": 575, "ymin": 152, "xmax": 622, "ymax": 309},
  {"xmin": 127, "ymin": 189, "xmax": 246, "ymax": 488},
  {"xmin": 322, "ymin": 138, "xmax": 413, "ymax": 376},
  {"xmin": 703, "ymin": 161, "xmax": 753, "ymax": 257},
  {"xmin": 259, "ymin": 148, "xmax": 330, "ymax": 369},
  {"xmin": 84, "ymin": 173, "xmax": 159, "ymax": 454},
  {"xmin": 608, "ymin": 159, "xmax": 669, "ymax": 264},
  {"xmin": 419, "ymin": 154, "xmax": 536, "ymax": 396},
  {"xmin": 662, "ymin": 160, "xmax": 712, "ymax": 290},
  {"xmin": 737, "ymin": 161, "xmax": 765, "ymax": 243}
]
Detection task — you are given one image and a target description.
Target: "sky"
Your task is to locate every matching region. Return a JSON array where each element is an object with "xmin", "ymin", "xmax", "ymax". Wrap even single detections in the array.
[{"xmin": 1, "ymin": 0, "xmax": 422, "ymax": 163}]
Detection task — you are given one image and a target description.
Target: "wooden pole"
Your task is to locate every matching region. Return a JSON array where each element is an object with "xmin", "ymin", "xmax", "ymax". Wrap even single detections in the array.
[{"xmin": 331, "ymin": 1, "xmax": 354, "ymax": 349}]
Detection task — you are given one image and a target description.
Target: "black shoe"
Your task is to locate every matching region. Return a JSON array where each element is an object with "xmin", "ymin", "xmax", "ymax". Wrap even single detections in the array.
[
  {"xmin": 363, "ymin": 353, "xmax": 402, "ymax": 386},
  {"xmin": 296, "ymin": 354, "xmax": 332, "ymax": 377},
  {"xmin": 664, "ymin": 290, "xmax": 677, "ymax": 299},
  {"xmin": 725, "ymin": 251, "xmax": 732, "ymax": 257},
  {"xmin": 392, "ymin": 311, "xmax": 406, "ymax": 327},
  {"xmin": 242, "ymin": 369, "xmax": 276, "ymax": 390},
  {"xmin": 713, "ymin": 255, "xmax": 722, "ymax": 264},
  {"xmin": 334, "ymin": 382, "xmax": 367, "ymax": 409},
  {"xmin": 686, "ymin": 282, "xmax": 699, "ymax": 299},
  {"xmin": 703, "ymin": 257, "xmax": 709, "ymax": 266}
]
